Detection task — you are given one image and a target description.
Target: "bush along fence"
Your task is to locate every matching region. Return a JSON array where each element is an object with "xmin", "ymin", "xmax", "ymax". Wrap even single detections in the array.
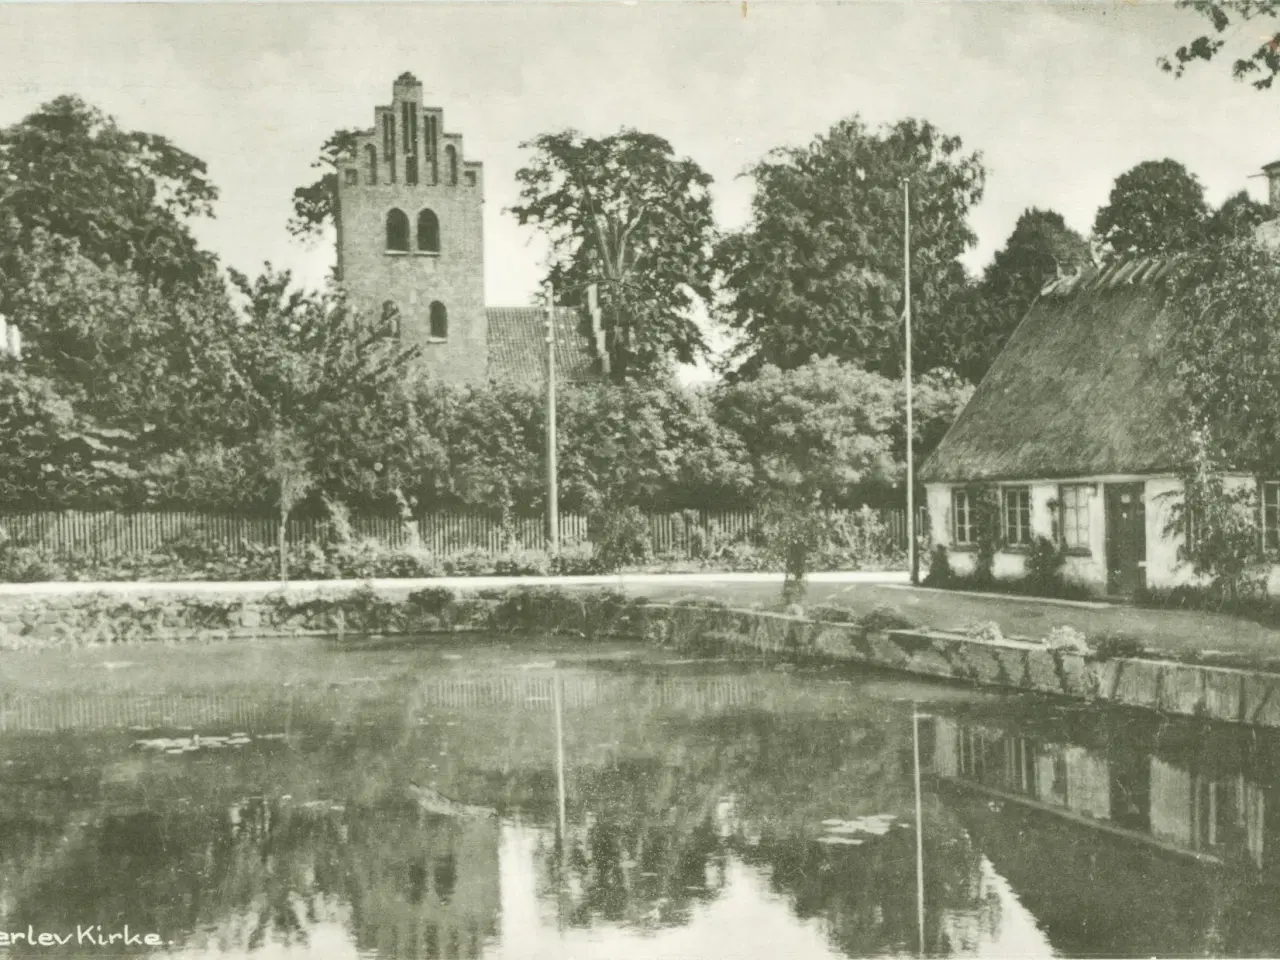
[
  {"xmin": 0, "ymin": 507, "xmax": 919, "ymax": 582},
  {"xmin": 0, "ymin": 508, "xmax": 916, "ymax": 558},
  {"xmin": 0, "ymin": 585, "xmax": 651, "ymax": 649}
]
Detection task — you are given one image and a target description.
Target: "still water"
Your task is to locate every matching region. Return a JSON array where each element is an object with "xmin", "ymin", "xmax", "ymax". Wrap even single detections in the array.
[{"xmin": 2, "ymin": 639, "xmax": 1280, "ymax": 958}]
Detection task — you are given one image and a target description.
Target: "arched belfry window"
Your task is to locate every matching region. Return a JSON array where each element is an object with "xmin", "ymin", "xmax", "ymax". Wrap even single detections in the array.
[
  {"xmin": 386, "ymin": 208, "xmax": 410, "ymax": 252},
  {"xmin": 445, "ymin": 145, "xmax": 459, "ymax": 186},
  {"xmin": 365, "ymin": 145, "xmax": 378, "ymax": 185},
  {"xmin": 429, "ymin": 302, "xmax": 448, "ymax": 340},
  {"xmin": 417, "ymin": 209, "xmax": 441, "ymax": 254}
]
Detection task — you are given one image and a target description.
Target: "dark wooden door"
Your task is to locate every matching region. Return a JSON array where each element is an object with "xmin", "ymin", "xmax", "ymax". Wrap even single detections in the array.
[{"xmin": 1105, "ymin": 483, "xmax": 1147, "ymax": 596}]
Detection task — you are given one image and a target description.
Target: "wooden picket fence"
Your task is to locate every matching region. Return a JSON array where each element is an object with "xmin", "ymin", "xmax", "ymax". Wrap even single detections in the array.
[{"xmin": 0, "ymin": 507, "xmax": 919, "ymax": 561}]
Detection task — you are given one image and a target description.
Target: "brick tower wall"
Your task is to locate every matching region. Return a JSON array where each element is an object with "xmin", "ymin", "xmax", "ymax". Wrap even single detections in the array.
[{"xmin": 336, "ymin": 74, "xmax": 487, "ymax": 384}]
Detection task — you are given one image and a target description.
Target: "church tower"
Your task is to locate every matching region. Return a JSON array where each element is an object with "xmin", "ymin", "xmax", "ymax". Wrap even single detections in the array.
[{"xmin": 335, "ymin": 73, "xmax": 487, "ymax": 382}]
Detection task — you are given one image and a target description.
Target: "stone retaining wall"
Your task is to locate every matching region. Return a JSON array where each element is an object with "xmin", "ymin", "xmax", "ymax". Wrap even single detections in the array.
[{"xmin": 639, "ymin": 603, "xmax": 1280, "ymax": 729}]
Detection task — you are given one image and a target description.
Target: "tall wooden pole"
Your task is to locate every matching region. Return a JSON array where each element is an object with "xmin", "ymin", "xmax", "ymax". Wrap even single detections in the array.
[
  {"xmin": 904, "ymin": 179, "xmax": 917, "ymax": 585},
  {"xmin": 546, "ymin": 283, "xmax": 559, "ymax": 552}
]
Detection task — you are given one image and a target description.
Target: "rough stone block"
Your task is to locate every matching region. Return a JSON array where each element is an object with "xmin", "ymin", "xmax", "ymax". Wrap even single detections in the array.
[
  {"xmin": 1243, "ymin": 674, "xmax": 1280, "ymax": 728},
  {"xmin": 1112, "ymin": 660, "xmax": 1161, "ymax": 710},
  {"xmin": 1203, "ymin": 670, "xmax": 1244, "ymax": 724},
  {"xmin": 1158, "ymin": 664, "xmax": 1206, "ymax": 716},
  {"xmin": 904, "ymin": 647, "xmax": 956, "ymax": 678},
  {"xmin": 1025, "ymin": 650, "xmax": 1062, "ymax": 693}
]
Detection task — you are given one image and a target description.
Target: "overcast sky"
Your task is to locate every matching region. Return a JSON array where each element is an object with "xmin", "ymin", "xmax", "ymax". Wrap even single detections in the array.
[{"xmin": 1, "ymin": 0, "xmax": 1277, "ymax": 309}]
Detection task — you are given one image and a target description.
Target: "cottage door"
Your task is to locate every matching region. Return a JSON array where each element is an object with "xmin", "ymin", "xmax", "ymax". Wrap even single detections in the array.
[{"xmin": 1105, "ymin": 483, "xmax": 1147, "ymax": 596}]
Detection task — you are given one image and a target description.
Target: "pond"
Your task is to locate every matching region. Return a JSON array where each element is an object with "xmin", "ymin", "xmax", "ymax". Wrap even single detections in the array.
[{"xmin": 2, "ymin": 638, "xmax": 1280, "ymax": 958}]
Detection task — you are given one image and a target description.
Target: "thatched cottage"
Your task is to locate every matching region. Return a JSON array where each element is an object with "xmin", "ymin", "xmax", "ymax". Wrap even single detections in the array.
[{"xmin": 920, "ymin": 163, "xmax": 1280, "ymax": 597}]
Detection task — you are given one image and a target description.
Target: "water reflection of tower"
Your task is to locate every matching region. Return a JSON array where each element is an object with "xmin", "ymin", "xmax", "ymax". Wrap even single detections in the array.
[{"xmin": 348, "ymin": 811, "xmax": 501, "ymax": 959}]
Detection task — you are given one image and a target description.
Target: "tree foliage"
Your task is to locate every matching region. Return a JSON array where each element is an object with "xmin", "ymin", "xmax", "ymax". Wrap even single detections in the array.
[
  {"xmin": 716, "ymin": 117, "xmax": 985, "ymax": 379},
  {"xmin": 510, "ymin": 129, "xmax": 719, "ymax": 382},
  {"xmin": 1162, "ymin": 237, "xmax": 1280, "ymax": 471},
  {"xmin": 1092, "ymin": 159, "xmax": 1208, "ymax": 259},
  {"xmin": 0, "ymin": 95, "xmax": 219, "ymax": 292},
  {"xmin": 1161, "ymin": 0, "xmax": 1280, "ymax": 90},
  {"xmin": 712, "ymin": 358, "xmax": 901, "ymax": 505},
  {"xmin": 288, "ymin": 128, "xmax": 363, "ymax": 244},
  {"xmin": 983, "ymin": 208, "xmax": 1091, "ymax": 315}
]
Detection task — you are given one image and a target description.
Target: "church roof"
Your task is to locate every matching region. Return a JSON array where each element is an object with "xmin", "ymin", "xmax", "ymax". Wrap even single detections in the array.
[
  {"xmin": 920, "ymin": 258, "xmax": 1187, "ymax": 484},
  {"xmin": 486, "ymin": 306, "xmax": 604, "ymax": 385}
]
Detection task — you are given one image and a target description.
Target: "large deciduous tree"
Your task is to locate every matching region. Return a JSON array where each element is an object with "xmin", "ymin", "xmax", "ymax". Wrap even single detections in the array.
[
  {"xmin": 0, "ymin": 95, "xmax": 219, "ymax": 292},
  {"xmin": 510, "ymin": 129, "xmax": 719, "ymax": 382},
  {"xmin": 1161, "ymin": 1, "xmax": 1280, "ymax": 90},
  {"xmin": 1092, "ymin": 159, "xmax": 1208, "ymax": 259},
  {"xmin": 288, "ymin": 128, "xmax": 363, "ymax": 244},
  {"xmin": 716, "ymin": 117, "xmax": 986, "ymax": 380}
]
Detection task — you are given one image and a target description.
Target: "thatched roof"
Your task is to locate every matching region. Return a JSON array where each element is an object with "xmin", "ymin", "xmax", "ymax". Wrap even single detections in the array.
[{"xmin": 920, "ymin": 258, "xmax": 1187, "ymax": 484}]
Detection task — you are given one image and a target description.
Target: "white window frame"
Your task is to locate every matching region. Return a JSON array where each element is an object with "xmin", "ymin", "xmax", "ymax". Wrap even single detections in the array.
[
  {"xmin": 1058, "ymin": 484, "xmax": 1091, "ymax": 554},
  {"xmin": 1263, "ymin": 481, "xmax": 1280, "ymax": 553},
  {"xmin": 952, "ymin": 489, "xmax": 974, "ymax": 546},
  {"xmin": 1002, "ymin": 486, "xmax": 1032, "ymax": 548}
]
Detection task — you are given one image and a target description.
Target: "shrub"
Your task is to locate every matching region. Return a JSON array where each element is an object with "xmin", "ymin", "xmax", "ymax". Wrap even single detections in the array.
[
  {"xmin": 1045, "ymin": 625, "xmax": 1089, "ymax": 654},
  {"xmin": 590, "ymin": 506, "xmax": 653, "ymax": 573},
  {"xmin": 407, "ymin": 586, "xmax": 456, "ymax": 617},
  {"xmin": 961, "ymin": 620, "xmax": 1004, "ymax": 643},
  {"xmin": 1090, "ymin": 632, "xmax": 1146, "ymax": 660},
  {"xmin": 923, "ymin": 545, "xmax": 954, "ymax": 587},
  {"xmin": 669, "ymin": 595, "xmax": 730, "ymax": 609},
  {"xmin": 858, "ymin": 605, "xmax": 915, "ymax": 633},
  {"xmin": 809, "ymin": 603, "xmax": 861, "ymax": 624},
  {"xmin": 1026, "ymin": 536, "xmax": 1067, "ymax": 593}
]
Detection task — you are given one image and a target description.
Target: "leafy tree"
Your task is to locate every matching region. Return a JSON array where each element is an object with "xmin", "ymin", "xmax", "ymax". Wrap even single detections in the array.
[
  {"xmin": 5, "ymin": 230, "xmax": 236, "ymax": 457},
  {"xmin": 1205, "ymin": 189, "xmax": 1272, "ymax": 242},
  {"xmin": 558, "ymin": 382, "xmax": 750, "ymax": 514},
  {"xmin": 288, "ymin": 128, "xmax": 363, "ymax": 244},
  {"xmin": 510, "ymin": 129, "xmax": 718, "ymax": 382},
  {"xmin": 983, "ymin": 208, "xmax": 1091, "ymax": 315},
  {"xmin": 0, "ymin": 95, "xmax": 219, "ymax": 292},
  {"xmin": 898, "ymin": 369, "xmax": 975, "ymax": 472},
  {"xmin": 1161, "ymin": 1, "xmax": 1280, "ymax": 90},
  {"xmin": 716, "ymin": 117, "xmax": 985, "ymax": 379},
  {"xmin": 1162, "ymin": 237, "xmax": 1280, "ymax": 472},
  {"xmin": 0, "ymin": 362, "xmax": 133, "ymax": 508},
  {"xmin": 1092, "ymin": 159, "xmax": 1208, "ymax": 259},
  {"xmin": 713, "ymin": 358, "xmax": 902, "ymax": 598}
]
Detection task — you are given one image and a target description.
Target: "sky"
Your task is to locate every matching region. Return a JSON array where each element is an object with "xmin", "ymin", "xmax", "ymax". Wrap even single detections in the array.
[{"xmin": 0, "ymin": 1, "xmax": 1277, "ymax": 350}]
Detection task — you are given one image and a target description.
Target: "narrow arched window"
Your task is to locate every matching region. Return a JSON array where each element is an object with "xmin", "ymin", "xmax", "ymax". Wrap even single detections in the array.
[
  {"xmin": 381, "ymin": 300, "xmax": 402, "ymax": 338},
  {"xmin": 445, "ymin": 145, "xmax": 459, "ymax": 186},
  {"xmin": 429, "ymin": 301, "xmax": 448, "ymax": 339},
  {"xmin": 386, "ymin": 208, "xmax": 410, "ymax": 252},
  {"xmin": 417, "ymin": 209, "xmax": 440, "ymax": 253},
  {"xmin": 365, "ymin": 144, "xmax": 378, "ymax": 185}
]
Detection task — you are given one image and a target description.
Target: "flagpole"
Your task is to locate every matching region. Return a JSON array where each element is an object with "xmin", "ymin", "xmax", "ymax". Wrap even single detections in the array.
[{"xmin": 903, "ymin": 178, "xmax": 916, "ymax": 585}]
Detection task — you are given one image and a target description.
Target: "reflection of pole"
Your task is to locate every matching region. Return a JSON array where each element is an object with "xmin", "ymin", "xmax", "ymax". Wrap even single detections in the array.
[
  {"xmin": 903, "ymin": 178, "xmax": 917, "ymax": 585},
  {"xmin": 554, "ymin": 671, "xmax": 567, "ymax": 844},
  {"xmin": 913, "ymin": 706, "xmax": 926, "ymax": 958},
  {"xmin": 546, "ymin": 283, "xmax": 560, "ymax": 553}
]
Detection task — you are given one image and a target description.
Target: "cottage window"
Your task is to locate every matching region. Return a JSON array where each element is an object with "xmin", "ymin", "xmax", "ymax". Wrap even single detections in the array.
[
  {"xmin": 385, "ymin": 209, "xmax": 410, "ymax": 252},
  {"xmin": 1059, "ymin": 484, "xmax": 1091, "ymax": 552},
  {"xmin": 1264, "ymin": 481, "xmax": 1280, "ymax": 551},
  {"xmin": 365, "ymin": 145, "xmax": 378, "ymax": 185},
  {"xmin": 1002, "ymin": 487, "xmax": 1032, "ymax": 547},
  {"xmin": 952, "ymin": 490, "xmax": 974, "ymax": 546}
]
